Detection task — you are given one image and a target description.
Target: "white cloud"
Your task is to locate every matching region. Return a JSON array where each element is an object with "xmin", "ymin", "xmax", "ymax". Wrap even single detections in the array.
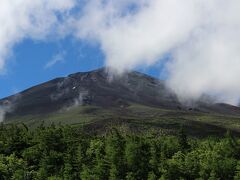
[
  {"xmin": 45, "ymin": 51, "xmax": 66, "ymax": 69},
  {"xmin": 166, "ymin": 0, "xmax": 240, "ymax": 104},
  {"xmin": 72, "ymin": 0, "xmax": 240, "ymax": 105},
  {"xmin": 0, "ymin": 0, "xmax": 76, "ymax": 70},
  {"xmin": 73, "ymin": 0, "xmax": 201, "ymax": 73}
]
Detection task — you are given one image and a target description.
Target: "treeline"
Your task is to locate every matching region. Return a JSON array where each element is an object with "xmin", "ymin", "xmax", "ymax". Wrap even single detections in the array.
[{"xmin": 0, "ymin": 124, "xmax": 240, "ymax": 180}]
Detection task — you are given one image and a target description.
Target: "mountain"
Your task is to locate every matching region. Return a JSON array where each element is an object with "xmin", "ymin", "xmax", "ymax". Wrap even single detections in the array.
[{"xmin": 1, "ymin": 67, "xmax": 240, "ymax": 137}]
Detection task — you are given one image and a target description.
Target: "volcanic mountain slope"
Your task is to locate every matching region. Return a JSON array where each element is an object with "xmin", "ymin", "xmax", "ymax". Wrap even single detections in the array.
[{"xmin": 1, "ymin": 67, "xmax": 240, "ymax": 137}]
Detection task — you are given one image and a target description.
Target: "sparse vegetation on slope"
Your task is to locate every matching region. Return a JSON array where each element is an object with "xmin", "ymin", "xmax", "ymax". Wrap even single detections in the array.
[
  {"xmin": 5, "ymin": 103, "xmax": 240, "ymax": 137},
  {"xmin": 2, "ymin": 68, "xmax": 240, "ymax": 137}
]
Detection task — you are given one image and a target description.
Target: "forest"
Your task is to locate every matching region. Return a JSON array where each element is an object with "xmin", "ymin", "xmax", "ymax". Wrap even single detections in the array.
[{"xmin": 0, "ymin": 123, "xmax": 240, "ymax": 180}]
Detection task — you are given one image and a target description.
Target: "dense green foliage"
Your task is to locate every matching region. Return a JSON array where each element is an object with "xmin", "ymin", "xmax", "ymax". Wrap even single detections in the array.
[{"xmin": 0, "ymin": 124, "xmax": 240, "ymax": 180}]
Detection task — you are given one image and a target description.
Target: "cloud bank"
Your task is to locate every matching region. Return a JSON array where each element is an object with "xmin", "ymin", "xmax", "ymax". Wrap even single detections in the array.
[
  {"xmin": 1, "ymin": 0, "xmax": 240, "ymax": 105},
  {"xmin": 73, "ymin": 0, "xmax": 240, "ymax": 105}
]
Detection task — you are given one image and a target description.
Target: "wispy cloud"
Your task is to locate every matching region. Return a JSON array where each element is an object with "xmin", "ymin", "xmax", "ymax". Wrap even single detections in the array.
[
  {"xmin": 0, "ymin": 94, "xmax": 21, "ymax": 122},
  {"xmin": 44, "ymin": 51, "xmax": 66, "ymax": 69}
]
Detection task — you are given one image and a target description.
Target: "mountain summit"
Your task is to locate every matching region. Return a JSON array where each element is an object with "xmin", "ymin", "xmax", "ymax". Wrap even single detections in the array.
[
  {"xmin": 1, "ymin": 68, "xmax": 240, "ymax": 136},
  {"xmin": 1, "ymin": 68, "xmax": 180, "ymax": 116}
]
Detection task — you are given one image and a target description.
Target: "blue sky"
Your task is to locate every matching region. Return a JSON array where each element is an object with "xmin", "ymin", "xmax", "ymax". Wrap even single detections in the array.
[
  {"xmin": 0, "ymin": 36, "xmax": 165, "ymax": 99},
  {"xmin": 0, "ymin": 37, "xmax": 102, "ymax": 98}
]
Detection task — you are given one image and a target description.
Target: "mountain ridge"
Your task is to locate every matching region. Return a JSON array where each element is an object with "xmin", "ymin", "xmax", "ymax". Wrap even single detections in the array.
[{"xmin": 0, "ymin": 67, "xmax": 179, "ymax": 115}]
